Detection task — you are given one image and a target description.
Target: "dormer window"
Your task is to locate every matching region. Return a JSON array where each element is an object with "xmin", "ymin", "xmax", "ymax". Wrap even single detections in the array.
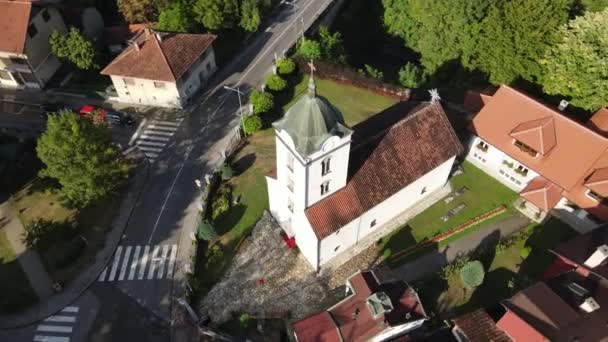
[
  {"xmin": 514, "ymin": 139, "xmax": 538, "ymax": 157},
  {"xmin": 321, "ymin": 157, "xmax": 331, "ymax": 176}
]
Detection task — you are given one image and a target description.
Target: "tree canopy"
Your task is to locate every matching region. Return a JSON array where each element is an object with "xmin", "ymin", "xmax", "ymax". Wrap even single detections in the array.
[
  {"xmin": 240, "ymin": 0, "xmax": 262, "ymax": 32},
  {"xmin": 156, "ymin": 0, "xmax": 196, "ymax": 33},
  {"xmin": 296, "ymin": 38, "xmax": 322, "ymax": 60},
  {"xmin": 36, "ymin": 112, "xmax": 129, "ymax": 208},
  {"xmin": 50, "ymin": 27, "xmax": 99, "ymax": 71},
  {"xmin": 193, "ymin": 0, "xmax": 239, "ymax": 31},
  {"xmin": 118, "ymin": 0, "xmax": 169, "ymax": 23},
  {"xmin": 541, "ymin": 9, "xmax": 608, "ymax": 110}
]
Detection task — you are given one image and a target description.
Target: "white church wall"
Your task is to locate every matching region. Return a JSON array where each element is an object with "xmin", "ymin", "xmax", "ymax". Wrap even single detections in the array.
[
  {"xmin": 275, "ymin": 131, "xmax": 308, "ymax": 212},
  {"xmin": 305, "ymin": 136, "xmax": 351, "ymax": 207},
  {"xmin": 292, "ymin": 210, "xmax": 320, "ymax": 269},
  {"xmin": 318, "ymin": 156, "xmax": 456, "ymax": 266}
]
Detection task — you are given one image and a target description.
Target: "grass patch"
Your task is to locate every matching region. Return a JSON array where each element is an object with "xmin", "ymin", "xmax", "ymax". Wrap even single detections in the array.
[
  {"xmin": 380, "ymin": 161, "xmax": 519, "ymax": 262},
  {"xmin": 0, "ymin": 230, "xmax": 38, "ymax": 314},
  {"xmin": 415, "ymin": 217, "xmax": 577, "ymax": 317},
  {"xmin": 192, "ymin": 76, "xmax": 398, "ymax": 299},
  {"xmin": 10, "ymin": 178, "xmax": 122, "ymax": 286}
]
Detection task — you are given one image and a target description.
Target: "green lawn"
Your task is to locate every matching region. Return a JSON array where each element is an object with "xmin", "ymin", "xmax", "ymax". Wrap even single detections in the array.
[
  {"xmin": 380, "ymin": 161, "xmax": 519, "ymax": 262},
  {"xmin": 415, "ymin": 218, "xmax": 577, "ymax": 317},
  {"xmin": 192, "ymin": 75, "xmax": 398, "ymax": 299},
  {"xmin": 10, "ymin": 179, "xmax": 122, "ymax": 286},
  {"xmin": 0, "ymin": 230, "xmax": 37, "ymax": 314}
]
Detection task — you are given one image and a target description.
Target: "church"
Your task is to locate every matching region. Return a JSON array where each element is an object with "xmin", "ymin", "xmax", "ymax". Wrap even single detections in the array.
[{"xmin": 265, "ymin": 76, "xmax": 463, "ymax": 270}]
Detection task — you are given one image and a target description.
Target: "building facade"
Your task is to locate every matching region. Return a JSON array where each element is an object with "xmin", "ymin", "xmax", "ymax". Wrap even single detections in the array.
[
  {"xmin": 0, "ymin": 1, "xmax": 66, "ymax": 89},
  {"xmin": 101, "ymin": 30, "xmax": 217, "ymax": 108}
]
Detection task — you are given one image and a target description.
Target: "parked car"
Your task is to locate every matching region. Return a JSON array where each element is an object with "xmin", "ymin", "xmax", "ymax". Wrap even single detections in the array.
[
  {"xmin": 105, "ymin": 110, "xmax": 135, "ymax": 127},
  {"xmin": 78, "ymin": 105, "xmax": 108, "ymax": 123}
]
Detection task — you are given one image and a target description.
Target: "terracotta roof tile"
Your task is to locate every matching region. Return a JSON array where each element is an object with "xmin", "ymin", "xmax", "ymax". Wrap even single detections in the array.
[
  {"xmin": 0, "ymin": 0, "xmax": 32, "ymax": 54},
  {"xmin": 520, "ymin": 176, "xmax": 563, "ymax": 212},
  {"xmin": 101, "ymin": 30, "xmax": 216, "ymax": 82},
  {"xmin": 509, "ymin": 116, "xmax": 557, "ymax": 155},
  {"xmin": 305, "ymin": 102, "xmax": 463, "ymax": 239},
  {"xmin": 585, "ymin": 167, "xmax": 608, "ymax": 197},
  {"xmin": 452, "ymin": 309, "xmax": 512, "ymax": 342},
  {"xmin": 292, "ymin": 311, "xmax": 341, "ymax": 342},
  {"xmin": 103, "ymin": 24, "xmax": 149, "ymax": 46},
  {"xmin": 587, "ymin": 108, "xmax": 608, "ymax": 137}
]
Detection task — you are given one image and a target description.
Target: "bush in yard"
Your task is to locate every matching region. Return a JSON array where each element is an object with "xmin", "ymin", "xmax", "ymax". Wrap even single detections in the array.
[
  {"xmin": 460, "ymin": 260, "xmax": 485, "ymax": 288},
  {"xmin": 276, "ymin": 57, "xmax": 296, "ymax": 75},
  {"xmin": 440, "ymin": 255, "xmax": 469, "ymax": 280},
  {"xmin": 242, "ymin": 115, "xmax": 262, "ymax": 135},
  {"xmin": 265, "ymin": 74, "xmax": 287, "ymax": 92},
  {"xmin": 296, "ymin": 38, "xmax": 322, "ymax": 60},
  {"xmin": 249, "ymin": 89, "xmax": 274, "ymax": 114},
  {"xmin": 197, "ymin": 220, "xmax": 218, "ymax": 241},
  {"xmin": 364, "ymin": 64, "xmax": 384, "ymax": 80},
  {"xmin": 520, "ymin": 246, "xmax": 532, "ymax": 259},
  {"xmin": 398, "ymin": 62, "xmax": 426, "ymax": 88},
  {"xmin": 211, "ymin": 186, "xmax": 231, "ymax": 221},
  {"xmin": 239, "ymin": 313, "xmax": 251, "ymax": 328},
  {"xmin": 221, "ymin": 163, "xmax": 234, "ymax": 180},
  {"xmin": 50, "ymin": 27, "xmax": 99, "ymax": 71}
]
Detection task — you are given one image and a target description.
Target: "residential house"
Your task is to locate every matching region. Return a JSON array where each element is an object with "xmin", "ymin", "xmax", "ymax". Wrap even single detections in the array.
[
  {"xmin": 0, "ymin": 0, "xmax": 66, "ymax": 89},
  {"xmin": 103, "ymin": 24, "xmax": 150, "ymax": 55},
  {"xmin": 265, "ymin": 78, "xmax": 463, "ymax": 270},
  {"xmin": 100, "ymin": 29, "xmax": 217, "ymax": 108},
  {"xmin": 466, "ymin": 85, "xmax": 608, "ymax": 231},
  {"xmin": 292, "ymin": 270, "xmax": 428, "ymax": 342}
]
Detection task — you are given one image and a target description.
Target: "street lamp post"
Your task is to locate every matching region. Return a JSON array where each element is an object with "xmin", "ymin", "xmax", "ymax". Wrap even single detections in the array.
[{"xmin": 223, "ymin": 85, "xmax": 245, "ymax": 134}]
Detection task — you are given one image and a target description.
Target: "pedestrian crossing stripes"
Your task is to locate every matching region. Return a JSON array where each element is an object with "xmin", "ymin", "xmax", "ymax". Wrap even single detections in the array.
[
  {"xmin": 133, "ymin": 119, "xmax": 182, "ymax": 163},
  {"xmin": 98, "ymin": 244, "xmax": 178, "ymax": 282},
  {"xmin": 33, "ymin": 306, "xmax": 79, "ymax": 342}
]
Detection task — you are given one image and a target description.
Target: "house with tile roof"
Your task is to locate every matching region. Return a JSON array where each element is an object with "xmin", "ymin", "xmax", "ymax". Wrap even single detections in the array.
[
  {"xmin": 265, "ymin": 77, "xmax": 463, "ymax": 270},
  {"xmin": 0, "ymin": 0, "xmax": 66, "ymax": 89},
  {"xmin": 292, "ymin": 270, "xmax": 428, "ymax": 342},
  {"xmin": 466, "ymin": 85, "xmax": 608, "ymax": 232},
  {"xmin": 101, "ymin": 29, "xmax": 217, "ymax": 108}
]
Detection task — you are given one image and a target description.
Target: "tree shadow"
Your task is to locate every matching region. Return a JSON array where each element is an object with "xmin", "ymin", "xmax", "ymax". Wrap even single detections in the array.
[
  {"xmin": 378, "ymin": 224, "xmax": 418, "ymax": 263},
  {"xmin": 458, "ymin": 267, "xmax": 518, "ymax": 316},
  {"xmin": 214, "ymin": 204, "xmax": 247, "ymax": 236},
  {"xmin": 232, "ymin": 153, "xmax": 257, "ymax": 176}
]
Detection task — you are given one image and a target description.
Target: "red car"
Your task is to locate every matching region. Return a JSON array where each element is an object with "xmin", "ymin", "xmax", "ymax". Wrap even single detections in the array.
[{"xmin": 78, "ymin": 105, "xmax": 107, "ymax": 123}]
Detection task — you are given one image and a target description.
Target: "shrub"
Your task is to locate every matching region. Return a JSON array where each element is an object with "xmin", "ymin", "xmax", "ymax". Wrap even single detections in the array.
[
  {"xmin": 460, "ymin": 260, "xmax": 485, "ymax": 288},
  {"xmin": 440, "ymin": 255, "xmax": 470, "ymax": 280},
  {"xmin": 23, "ymin": 219, "xmax": 78, "ymax": 251},
  {"xmin": 197, "ymin": 220, "xmax": 219, "ymax": 241},
  {"xmin": 364, "ymin": 64, "xmax": 384, "ymax": 80},
  {"xmin": 211, "ymin": 186, "xmax": 231, "ymax": 222},
  {"xmin": 249, "ymin": 89, "xmax": 274, "ymax": 114},
  {"xmin": 296, "ymin": 38, "xmax": 321, "ymax": 60},
  {"xmin": 265, "ymin": 74, "xmax": 287, "ymax": 92},
  {"xmin": 239, "ymin": 313, "xmax": 251, "ymax": 328},
  {"xmin": 520, "ymin": 246, "xmax": 532, "ymax": 259},
  {"xmin": 276, "ymin": 57, "xmax": 296, "ymax": 75},
  {"xmin": 242, "ymin": 115, "xmax": 262, "ymax": 135},
  {"xmin": 398, "ymin": 62, "xmax": 426, "ymax": 88},
  {"xmin": 221, "ymin": 163, "xmax": 234, "ymax": 180}
]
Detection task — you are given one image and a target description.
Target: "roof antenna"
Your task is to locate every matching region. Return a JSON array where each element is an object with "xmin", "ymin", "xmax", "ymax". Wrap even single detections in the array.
[
  {"xmin": 307, "ymin": 59, "xmax": 316, "ymax": 98},
  {"xmin": 429, "ymin": 89, "xmax": 441, "ymax": 103}
]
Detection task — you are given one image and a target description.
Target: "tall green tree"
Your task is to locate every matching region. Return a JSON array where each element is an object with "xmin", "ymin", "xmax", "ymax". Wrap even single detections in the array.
[
  {"xmin": 36, "ymin": 112, "xmax": 129, "ymax": 208},
  {"xmin": 193, "ymin": 0, "xmax": 239, "ymax": 31},
  {"xmin": 581, "ymin": 0, "xmax": 608, "ymax": 11},
  {"xmin": 240, "ymin": 0, "xmax": 261, "ymax": 32},
  {"xmin": 118, "ymin": 0, "xmax": 170, "ymax": 23},
  {"xmin": 50, "ymin": 27, "xmax": 99, "ymax": 71},
  {"xmin": 542, "ymin": 9, "xmax": 608, "ymax": 110},
  {"xmin": 296, "ymin": 38, "xmax": 322, "ymax": 60},
  {"xmin": 318, "ymin": 26, "xmax": 347, "ymax": 64},
  {"xmin": 475, "ymin": 0, "xmax": 571, "ymax": 84},
  {"xmin": 156, "ymin": 0, "xmax": 196, "ymax": 33}
]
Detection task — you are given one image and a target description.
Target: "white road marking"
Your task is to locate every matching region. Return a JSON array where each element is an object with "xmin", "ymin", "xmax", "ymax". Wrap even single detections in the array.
[
  {"xmin": 122, "ymin": 145, "xmax": 138, "ymax": 156},
  {"xmin": 147, "ymin": 246, "xmax": 161, "ymax": 280},
  {"xmin": 36, "ymin": 325, "xmax": 73, "ymax": 333},
  {"xmin": 136, "ymin": 140, "xmax": 166, "ymax": 147},
  {"xmin": 144, "ymin": 152, "xmax": 159, "ymax": 158},
  {"xmin": 152, "ymin": 120, "xmax": 182, "ymax": 126},
  {"xmin": 138, "ymin": 146, "xmax": 163, "ymax": 152},
  {"xmin": 44, "ymin": 315, "xmax": 76, "ymax": 323},
  {"xmin": 138, "ymin": 246, "xmax": 150, "ymax": 280},
  {"xmin": 128, "ymin": 118, "xmax": 147, "ymax": 146},
  {"xmin": 157, "ymin": 245, "xmax": 169, "ymax": 279},
  {"xmin": 61, "ymin": 306, "xmax": 79, "ymax": 313},
  {"xmin": 118, "ymin": 246, "xmax": 132, "ymax": 281},
  {"xmin": 128, "ymin": 246, "xmax": 141, "ymax": 280},
  {"xmin": 147, "ymin": 124, "xmax": 179, "ymax": 131},
  {"xmin": 33, "ymin": 336, "xmax": 70, "ymax": 342},
  {"xmin": 98, "ymin": 266, "xmax": 107, "ymax": 281},
  {"xmin": 139, "ymin": 134, "xmax": 170, "ymax": 141},
  {"xmin": 108, "ymin": 246, "xmax": 123, "ymax": 282},
  {"xmin": 143, "ymin": 130, "xmax": 174, "ymax": 136},
  {"xmin": 166, "ymin": 244, "xmax": 177, "ymax": 278}
]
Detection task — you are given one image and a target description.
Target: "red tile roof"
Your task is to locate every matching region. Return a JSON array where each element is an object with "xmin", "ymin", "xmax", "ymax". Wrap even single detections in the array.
[
  {"xmin": 587, "ymin": 108, "xmax": 608, "ymax": 137},
  {"xmin": 520, "ymin": 176, "xmax": 563, "ymax": 212},
  {"xmin": 452, "ymin": 309, "xmax": 512, "ymax": 342},
  {"xmin": 0, "ymin": 0, "xmax": 32, "ymax": 54},
  {"xmin": 292, "ymin": 311, "xmax": 341, "ymax": 342},
  {"xmin": 463, "ymin": 88, "xmax": 496, "ymax": 113},
  {"xmin": 496, "ymin": 310, "xmax": 546, "ymax": 342},
  {"xmin": 305, "ymin": 102, "xmax": 463, "ymax": 239},
  {"xmin": 101, "ymin": 30, "xmax": 216, "ymax": 82},
  {"xmin": 509, "ymin": 117, "xmax": 557, "ymax": 155},
  {"xmin": 103, "ymin": 24, "xmax": 149, "ymax": 46},
  {"xmin": 585, "ymin": 167, "xmax": 608, "ymax": 197}
]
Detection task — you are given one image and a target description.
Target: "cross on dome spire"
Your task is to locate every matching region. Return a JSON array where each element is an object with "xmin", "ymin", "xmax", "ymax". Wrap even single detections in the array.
[{"xmin": 308, "ymin": 60, "xmax": 317, "ymax": 98}]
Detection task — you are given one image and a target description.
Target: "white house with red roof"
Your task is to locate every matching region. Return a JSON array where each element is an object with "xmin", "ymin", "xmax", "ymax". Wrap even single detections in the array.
[
  {"xmin": 265, "ymin": 80, "xmax": 463, "ymax": 270},
  {"xmin": 465, "ymin": 85, "xmax": 608, "ymax": 231},
  {"xmin": 0, "ymin": 0, "xmax": 66, "ymax": 89},
  {"xmin": 101, "ymin": 29, "xmax": 217, "ymax": 108}
]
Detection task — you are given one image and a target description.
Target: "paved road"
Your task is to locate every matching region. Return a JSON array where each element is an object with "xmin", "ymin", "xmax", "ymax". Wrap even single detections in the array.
[{"xmin": 0, "ymin": 0, "xmax": 337, "ymax": 341}]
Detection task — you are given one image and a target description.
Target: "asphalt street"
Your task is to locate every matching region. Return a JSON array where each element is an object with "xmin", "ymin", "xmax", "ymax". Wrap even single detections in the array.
[{"xmin": 0, "ymin": 0, "xmax": 337, "ymax": 341}]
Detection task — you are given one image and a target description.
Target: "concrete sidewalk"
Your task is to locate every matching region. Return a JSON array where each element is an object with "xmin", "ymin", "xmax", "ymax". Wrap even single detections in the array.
[
  {"xmin": 0, "ymin": 202, "xmax": 54, "ymax": 300},
  {"xmin": 391, "ymin": 214, "xmax": 531, "ymax": 283},
  {"xmin": 0, "ymin": 160, "xmax": 149, "ymax": 329}
]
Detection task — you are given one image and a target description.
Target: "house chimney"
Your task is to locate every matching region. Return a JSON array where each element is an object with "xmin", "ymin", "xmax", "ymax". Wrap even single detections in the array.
[
  {"xmin": 155, "ymin": 33, "xmax": 162, "ymax": 42},
  {"xmin": 558, "ymin": 99, "xmax": 569, "ymax": 111},
  {"xmin": 584, "ymin": 244, "xmax": 608, "ymax": 268},
  {"xmin": 132, "ymin": 41, "xmax": 140, "ymax": 51},
  {"xmin": 580, "ymin": 297, "xmax": 600, "ymax": 313}
]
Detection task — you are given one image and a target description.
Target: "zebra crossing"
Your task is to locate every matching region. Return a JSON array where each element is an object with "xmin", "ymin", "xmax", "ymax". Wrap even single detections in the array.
[
  {"xmin": 133, "ymin": 119, "xmax": 182, "ymax": 163},
  {"xmin": 33, "ymin": 306, "xmax": 79, "ymax": 342},
  {"xmin": 98, "ymin": 244, "xmax": 178, "ymax": 282}
]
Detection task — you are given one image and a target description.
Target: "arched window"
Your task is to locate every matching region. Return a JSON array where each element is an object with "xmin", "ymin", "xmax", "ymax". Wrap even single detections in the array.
[
  {"xmin": 321, "ymin": 181, "xmax": 330, "ymax": 195},
  {"xmin": 321, "ymin": 157, "xmax": 331, "ymax": 176}
]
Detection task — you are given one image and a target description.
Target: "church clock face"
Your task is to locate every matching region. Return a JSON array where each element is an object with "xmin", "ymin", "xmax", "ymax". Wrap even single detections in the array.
[{"xmin": 322, "ymin": 136, "xmax": 340, "ymax": 152}]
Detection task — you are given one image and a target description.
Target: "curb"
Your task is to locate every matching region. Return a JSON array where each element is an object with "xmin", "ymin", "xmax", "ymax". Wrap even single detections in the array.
[{"xmin": 0, "ymin": 159, "xmax": 151, "ymax": 329}]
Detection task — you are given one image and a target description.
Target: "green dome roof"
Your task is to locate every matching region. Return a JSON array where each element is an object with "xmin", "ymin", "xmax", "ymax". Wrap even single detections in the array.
[{"xmin": 273, "ymin": 78, "xmax": 351, "ymax": 157}]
